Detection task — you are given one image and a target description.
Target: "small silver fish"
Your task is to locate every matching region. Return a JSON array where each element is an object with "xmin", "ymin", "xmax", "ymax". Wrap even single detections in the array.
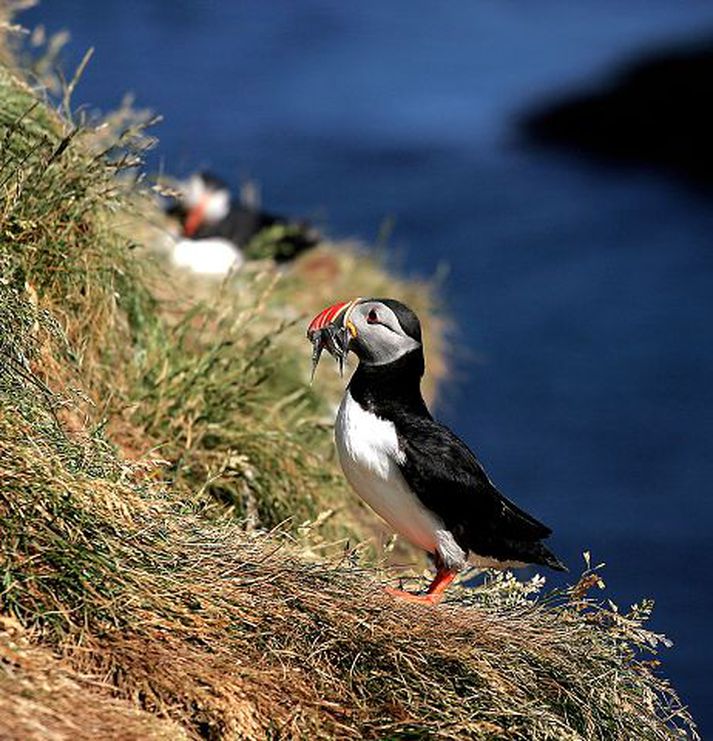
[{"xmin": 308, "ymin": 324, "xmax": 350, "ymax": 381}]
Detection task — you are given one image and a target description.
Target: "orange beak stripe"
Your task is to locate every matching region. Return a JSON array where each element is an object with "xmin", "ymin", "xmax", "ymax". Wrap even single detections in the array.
[
  {"xmin": 183, "ymin": 194, "xmax": 209, "ymax": 237},
  {"xmin": 307, "ymin": 299, "xmax": 358, "ymax": 334}
]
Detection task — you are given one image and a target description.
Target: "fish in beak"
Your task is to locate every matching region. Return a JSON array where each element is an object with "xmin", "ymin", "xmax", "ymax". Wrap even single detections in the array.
[{"xmin": 307, "ymin": 298, "xmax": 360, "ymax": 380}]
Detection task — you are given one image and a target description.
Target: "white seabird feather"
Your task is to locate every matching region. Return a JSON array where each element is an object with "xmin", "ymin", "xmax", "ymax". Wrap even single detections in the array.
[{"xmin": 170, "ymin": 237, "xmax": 244, "ymax": 276}]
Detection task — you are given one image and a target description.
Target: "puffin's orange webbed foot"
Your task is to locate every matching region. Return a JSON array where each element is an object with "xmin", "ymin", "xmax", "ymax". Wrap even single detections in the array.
[
  {"xmin": 384, "ymin": 586, "xmax": 444, "ymax": 605},
  {"xmin": 385, "ymin": 568, "xmax": 457, "ymax": 606}
]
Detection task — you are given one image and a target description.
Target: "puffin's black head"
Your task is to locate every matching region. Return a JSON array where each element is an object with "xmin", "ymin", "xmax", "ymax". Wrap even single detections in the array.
[
  {"xmin": 197, "ymin": 171, "xmax": 230, "ymax": 194},
  {"xmin": 308, "ymin": 297, "xmax": 422, "ymax": 367}
]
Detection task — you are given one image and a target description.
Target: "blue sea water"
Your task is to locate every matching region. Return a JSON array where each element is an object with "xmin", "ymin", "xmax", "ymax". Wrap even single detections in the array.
[{"xmin": 24, "ymin": 1, "xmax": 713, "ymax": 732}]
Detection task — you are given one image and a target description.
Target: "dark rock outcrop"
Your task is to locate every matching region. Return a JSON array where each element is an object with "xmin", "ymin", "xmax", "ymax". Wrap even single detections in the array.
[{"xmin": 521, "ymin": 37, "xmax": 713, "ymax": 187}]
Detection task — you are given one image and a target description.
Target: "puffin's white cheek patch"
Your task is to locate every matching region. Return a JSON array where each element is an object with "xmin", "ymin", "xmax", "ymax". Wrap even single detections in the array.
[
  {"xmin": 183, "ymin": 175, "xmax": 206, "ymax": 208},
  {"xmin": 362, "ymin": 330, "xmax": 421, "ymax": 367},
  {"xmin": 203, "ymin": 190, "xmax": 230, "ymax": 223}
]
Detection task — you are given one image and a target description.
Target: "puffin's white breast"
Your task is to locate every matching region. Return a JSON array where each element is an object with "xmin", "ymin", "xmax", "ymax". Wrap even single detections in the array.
[
  {"xmin": 335, "ymin": 390, "xmax": 443, "ymax": 554},
  {"xmin": 170, "ymin": 237, "xmax": 243, "ymax": 276}
]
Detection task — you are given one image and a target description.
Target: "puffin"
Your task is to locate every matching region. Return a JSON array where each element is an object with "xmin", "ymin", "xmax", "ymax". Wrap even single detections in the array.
[
  {"xmin": 307, "ymin": 297, "xmax": 566, "ymax": 604},
  {"xmin": 166, "ymin": 172, "xmax": 318, "ymax": 263}
]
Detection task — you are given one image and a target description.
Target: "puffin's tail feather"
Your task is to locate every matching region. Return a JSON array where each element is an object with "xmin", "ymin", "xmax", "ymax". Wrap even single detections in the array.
[
  {"xmin": 536, "ymin": 542, "xmax": 568, "ymax": 572},
  {"xmin": 518, "ymin": 540, "xmax": 567, "ymax": 572}
]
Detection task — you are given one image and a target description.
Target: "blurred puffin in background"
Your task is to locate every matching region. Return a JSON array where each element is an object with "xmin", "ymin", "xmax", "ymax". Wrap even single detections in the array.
[
  {"xmin": 166, "ymin": 172, "xmax": 319, "ymax": 274},
  {"xmin": 308, "ymin": 298, "xmax": 566, "ymax": 604}
]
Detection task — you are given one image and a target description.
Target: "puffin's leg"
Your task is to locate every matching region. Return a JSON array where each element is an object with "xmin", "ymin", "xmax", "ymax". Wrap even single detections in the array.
[{"xmin": 385, "ymin": 567, "xmax": 457, "ymax": 605}]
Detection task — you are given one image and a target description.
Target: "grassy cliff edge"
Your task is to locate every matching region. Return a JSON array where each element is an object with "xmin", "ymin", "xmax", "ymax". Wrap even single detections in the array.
[{"xmin": 0, "ymin": 12, "xmax": 698, "ymax": 740}]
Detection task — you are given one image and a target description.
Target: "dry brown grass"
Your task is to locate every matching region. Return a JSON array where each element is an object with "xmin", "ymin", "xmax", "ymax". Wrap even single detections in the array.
[
  {"xmin": 1, "ymin": 617, "xmax": 186, "ymax": 741},
  {"xmin": 0, "ymin": 403, "xmax": 696, "ymax": 739}
]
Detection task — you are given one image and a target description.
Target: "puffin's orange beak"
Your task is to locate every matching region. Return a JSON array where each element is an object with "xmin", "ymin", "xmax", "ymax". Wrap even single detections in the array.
[
  {"xmin": 307, "ymin": 299, "xmax": 361, "ymax": 381},
  {"xmin": 183, "ymin": 194, "xmax": 209, "ymax": 237},
  {"xmin": 307, "ymin": 298, "xmax": 359, "ymax": 337}
]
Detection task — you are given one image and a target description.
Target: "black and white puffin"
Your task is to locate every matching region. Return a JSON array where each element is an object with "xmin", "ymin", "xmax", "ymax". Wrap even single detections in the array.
[
  {"xmin": 167, "ymin": 172, "xmax": 318, "ymax": 263},
  {"xmin": 308, "ymin": 297, "xmax": 566, "ymax": 604}
]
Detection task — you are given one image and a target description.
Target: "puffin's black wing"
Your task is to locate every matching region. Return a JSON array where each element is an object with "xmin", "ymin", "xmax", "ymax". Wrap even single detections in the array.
[
  {"xmin": 198, "ymin": 203, "xmax": 273, "ymax": 245},
  {"xmin": 202, "ymin": 205, "xmax": 317, "ymax": 262},
  {"xmin": 395, "ymin": 415, "xmax": 565, "ymax": 570}
]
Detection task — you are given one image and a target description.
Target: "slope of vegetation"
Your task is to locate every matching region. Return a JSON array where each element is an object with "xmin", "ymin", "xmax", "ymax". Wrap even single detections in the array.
[{"xmin": 0, "ymin": 9, "xmax": 698, "ymax": 740}]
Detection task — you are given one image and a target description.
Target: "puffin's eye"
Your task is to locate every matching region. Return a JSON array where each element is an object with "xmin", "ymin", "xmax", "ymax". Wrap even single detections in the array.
[{"xmin": 366, "ymin": 308, "xmax": 379, "ymax": 324}]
